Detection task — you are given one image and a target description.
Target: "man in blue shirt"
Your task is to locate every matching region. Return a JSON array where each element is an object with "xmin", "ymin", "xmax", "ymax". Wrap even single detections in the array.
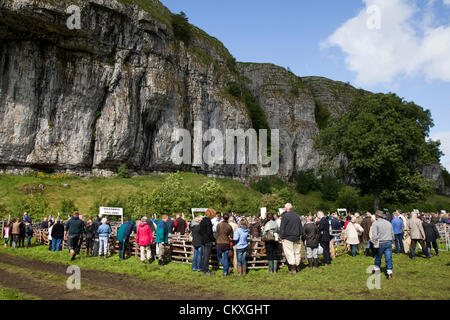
[{"xmin": 391, "ymin": 212, "xmax": 405, "ymax": 254}]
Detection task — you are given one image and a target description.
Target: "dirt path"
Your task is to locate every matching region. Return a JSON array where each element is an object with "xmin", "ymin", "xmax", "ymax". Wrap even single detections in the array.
[{"xmin": 0, "ymin": 252, "xmax": 224, "ymax": 300}]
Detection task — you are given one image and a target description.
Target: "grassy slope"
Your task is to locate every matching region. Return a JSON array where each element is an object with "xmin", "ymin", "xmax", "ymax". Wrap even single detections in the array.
[
  {"xmin": 1, "ymin": 172, "xmax": 449, "ymax": 218},
  {"xmin": 1, "ymin": 241, "xmax": 449, "ymax": 300}
]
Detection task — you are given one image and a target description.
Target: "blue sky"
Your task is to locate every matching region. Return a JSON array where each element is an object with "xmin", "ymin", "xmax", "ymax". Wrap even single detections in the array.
[{"xmin": 162, "ymin": 0, "xmax": 450, "ymax": 169}]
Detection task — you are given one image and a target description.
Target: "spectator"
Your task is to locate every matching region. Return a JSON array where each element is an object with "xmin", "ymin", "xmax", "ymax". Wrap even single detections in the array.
[
  {"xmin": 228, "ymin": 215, "xmax": 239, "ymax": 272},
  {"xmin": 200, "ymin": 209, "xmax": 216, "ymax": 275},
  {"xmin": 422, "ymin": 217, "xmax": 440, "ymax": 256},
  {"xmin": 190, "ymin": 215, "xmax": 203, "ymax": 272},
  {"xmin": 372, "ymin": 210, "xmax": 395, "ymax": 280},
  {"xmin": 262, "ymin": 213, "xmax": 280, "ymax": 273},
  {"xmin": 343, "ymin": 216, "xmax": 364, "ymax": 257},
  {"xmin": 51, "ymin": 218, "xmax": 64, "ymax": 252},
  {"xmin": 211, "ymin": 212, "xmax": 223, "ymax": 234},
  {"xmin": 19, "ymin": 219, "xmax": 25, "ymax": 248},
  {"xmin": 85, "ymin": 219, "xmax": 95, "ymax": 256},
  {"xmin": 174, "ymin": 214, "xmax": 187, "ymax": 235},
  {"xmin": 318, "ymin": 211, "xmax": 332, "ymax": 265},
  {"xmin": 343, "ymin": 215, "xmax": 352, "ymax": 230},
  {"xmin": 249, "ymin": 217, "xmax": 262, "ymax": 239},
  {"xmin": 24, "ymin": 220, "xmax": 34, "ymax": 248},
  {"xmin": 391, "ymin": 212, "xmax": 405, "ymax": 254},
  {"xmin": 64, "ymin": 211, "xmax": 85, "ymax": 261},
  {"xmin": 165, "ymin": 216, "xmax": 175, "ymax": 235},
  {"xmin": 3, "ymin": 221, "xmax": 11, "ymax": 248},
  {"xmin": 91, "ymin": 214, "xmax": 102, "ymax": 257},
  {"xmin": 385, "ymin": 211, "xmax": 393, "ymax": 223},
  {"xmin": 233, "ymin": 219, "xmax": 249, "ymax": 276},
  {"xmin": 407, "ymin": 213, "xmax": 431, "ymax": 259},
  {"xmin": 303, "ymin": 216, "xmax": 319, "ymax": 269},
  {"xmin": 279, "ymin": 203, "xmax": 303, "ymax": 274},
  {"xmin": 11, "ymin": 218, "xmax": 21, "ymax": 248},
  {"xmin": 97, "ymin": 217, "xmax": 112, "ymax": 258},
  {"xmin": 23, "ymin": 212, "xmax": 31, "ymax": 223},
  {"xmin": 40, "ymin": 218, "xmax": 48, "ymax": 230},
  {"xmin": 361, "ymin": 212, "xmax": 373, "ymax": 256},
  {"xmin": 331, "ymin": 213, "xmax": 342, "ymax": 245},
  {"xmin": 155, "ymin": 214, "xmax": 169, "ymax": 266},
  {"xmin": 136, "ymin": 217, "xmax": 154, "ymax": 263},
  {"xmin": 215, "ymin": 213, "xmax": 234, "ymax": 276}
]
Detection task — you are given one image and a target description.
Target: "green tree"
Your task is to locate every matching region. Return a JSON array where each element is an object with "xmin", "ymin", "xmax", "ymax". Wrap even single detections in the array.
[
  {"xmin": 295, "ymin": 169, "xmax": 320, "ymax": 194},
  {"xmin": 316, "ymin": 93, "xmax": 440, "ymax": 211},
  {"xmin": 320, "ymin": 175, "xmax": 341, "ymax": 201},
  {"xmin": 60, "ymin": 199, "xmax": 78, "ymax": 216},
  {"xmin": 117, "ymin": 163, "xmax": 131, "ymax": 178},
  {"xmin": 196, "ymin": 180, "xmax": 228, "ymax": 211},
  {"xmin": 171, "ymin": 11, "xmax": 192, "ymax": 44}
]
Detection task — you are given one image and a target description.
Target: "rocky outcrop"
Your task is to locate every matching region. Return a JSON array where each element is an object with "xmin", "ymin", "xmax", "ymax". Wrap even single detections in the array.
[{"xmin": 0, "ymin": 0, "xmax": 446, "ymax": 188}]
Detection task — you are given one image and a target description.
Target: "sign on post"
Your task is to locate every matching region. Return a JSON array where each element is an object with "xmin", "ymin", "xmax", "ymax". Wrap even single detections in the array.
[
  {"xmin": 99, "ymin": 207, "xmax": 123, "ymax": 224},
  {"xmin": 260, "ymin": 207, "xmax": 267, "ymax": 220},
  {"xmin": 337, "ymin": 208, "xmax": 347, "ymax": 217},
  {"xmin": 191, "ymin": 208, "xmax": 208, "ymax": 220},
  {"xmin": 278, "ymin": 208, "xmax": 285, "ymax": 215}
]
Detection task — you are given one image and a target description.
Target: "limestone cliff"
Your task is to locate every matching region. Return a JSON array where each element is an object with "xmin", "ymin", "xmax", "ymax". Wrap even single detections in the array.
[{"xmin": 0, "ymin": 0, "xmax": 446, "ymax": 192}]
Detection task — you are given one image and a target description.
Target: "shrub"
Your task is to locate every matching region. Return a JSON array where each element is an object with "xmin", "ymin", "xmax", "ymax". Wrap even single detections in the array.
[
  {"xmin": 196, "ymin": 180, "xmax": 228, "ymax": 211},
  {"xmin": 337, "ymin": 187, "xmax": 359, "ymax": 212},
  {"xmin": 251, "ymin": 176, "xmax": 286, "ymax": 194},
  {"xmin": 261, "ymin": 193, "xmax": 284, "ymax": 214},
  {"xmin": 11, "ymin": 195, "xmax": 49, "ymax": 221},
  {"xmin": 314, "ymin": 99, "xmax": 331, "ymax": 130},
  {"xmin": 295, "ymin": 169, "xmax": 320, "ymax": 194},
  {"xmin": 442, "ymin": 168, "xmax": 450, "ymax": 187},
  {"xmin": 227, "ymin": 82, "xmax": 242, "ymax": 98},
  {"xmin": 60, "ymin": 199, "xmax": 78, "ymax": 216},
  {"xmin": 320, "ymin": 175, "xmax": 341, "ymax": 201},
  {"xmin": 117, "ymin": 164, "xmax": 131, "ymax": 178},
  {"xmin": 171, "ymin": 11, "xmax": 192, "ymax": 44}
]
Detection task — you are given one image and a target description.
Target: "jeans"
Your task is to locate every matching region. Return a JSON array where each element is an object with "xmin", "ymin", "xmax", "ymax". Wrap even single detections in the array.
[
  {"xmin": 99, "ymin": 236, "xmax": 109, "ymax": 256},
  {"xmin": 192, "ymin": 246, "xmax": 203, "ymax": 271},
  {"xmin": 26, "ymin": 236, "xmax": 32, "ymax": 246},
  {"xmin": 92, "ymin": 238, "xmax": 99, "ymax": 256},
  {"xmin": 394, "ymin": 233, "xmax": 404, "ymax": 253},
  {"xmin": 52, "ymin": 238, "xmax": 62, "ymax": 251},
  {"xmin": 201, "ymin": 242, "xmax": 213, "ymax": 273},
  {"xmin": 350, "ymin": 244, "xmax": 357, "ymax": 256},
  {"xmin": 217, "ymin": 249, "xmax": 229, "ymax": 275},
  {"xmin": 426, "ymin": 241, "xmax": 439, "ymax": 255},
  {"xmin": 333, "ymin": 235, "xmax": 341, "ymax": 245},
  {"xmin": 236, "ymin": 247, "xmax": 247, "ymax": 266},
  {"xmin": 374, "ymin": 241, "xmax": 393, "ymax": 273}
]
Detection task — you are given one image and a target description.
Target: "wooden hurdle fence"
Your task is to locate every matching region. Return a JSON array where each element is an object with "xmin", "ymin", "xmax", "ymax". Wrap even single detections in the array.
[{"xmin": 33, "ymin": 228, "xmax": 348, "ymax": 269}]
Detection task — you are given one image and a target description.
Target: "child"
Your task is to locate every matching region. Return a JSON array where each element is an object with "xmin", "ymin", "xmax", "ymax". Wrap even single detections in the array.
[{"xmin": 4, "ymin": 222, "xmax": 10, "ymax": 247}]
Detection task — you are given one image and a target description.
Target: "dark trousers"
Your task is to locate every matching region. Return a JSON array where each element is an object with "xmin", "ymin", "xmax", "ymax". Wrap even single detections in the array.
[
  {"xmin": 85, "ymin": 236, "xmax": 93, "ymax": 254},
  {"xmin": 410, "ymin": 239, "xmax": 430, "ymax": 257},
  {"xmin": 265, "ymin": 241, "xmax": 279, "ymax": 260},
  {"xmin": 320, "ymin": 240, "xmax": 331, "ymax": 264},
  {"xmin": 201, "ymin": 242, "xmax": 213, "ymax": 273},
  {"xmin": 67, "ymin": 235, "xmax": 80, "ymax": 254},
  {"xmin": 426, "ymin": 241, "xmax": 439, "ymax": 255}
]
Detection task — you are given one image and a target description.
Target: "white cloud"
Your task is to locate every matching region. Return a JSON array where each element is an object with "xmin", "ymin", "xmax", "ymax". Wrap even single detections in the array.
[
  {"xmin": 444, "ymin": 0, "xmax": 450, "ymax": 6},
  {"xmin": 322, "ymin": 0, "xmax": 450, "ymax": 87},
  {"xmin": 432, "ymin": 131, "xmax": 450, "ymax": 170}
]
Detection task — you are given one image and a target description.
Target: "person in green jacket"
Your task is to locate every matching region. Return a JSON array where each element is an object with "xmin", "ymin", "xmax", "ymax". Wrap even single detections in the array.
[
  {"xmin": 155, "ymin": 214, "xmax": 169, "ymax": 266},
  {"xmin": 117, "ymin": 220, "xmax": 135, "ymax": 260}
]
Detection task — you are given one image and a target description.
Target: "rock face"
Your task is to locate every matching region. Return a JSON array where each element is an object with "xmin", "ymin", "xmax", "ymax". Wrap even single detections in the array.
[{"xmin": 0, "ymin": 0, "xmax": 446, "ymax": 189}]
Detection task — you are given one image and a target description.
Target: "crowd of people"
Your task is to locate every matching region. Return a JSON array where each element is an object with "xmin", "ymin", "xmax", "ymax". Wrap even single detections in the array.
[{"xmin": 2, "ymin": 206, "xmax": 448, "ymax": 279}]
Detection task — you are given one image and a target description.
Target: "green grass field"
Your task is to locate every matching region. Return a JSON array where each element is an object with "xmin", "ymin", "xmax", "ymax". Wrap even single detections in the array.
[
  {"xmin": 1, "ymin": 172, "xmax": 449, "ymax": 220},
  {"xmin": 0, "ymin": 286, "xmax": 39, "ymax": 300},
  {"xmin": 1, "ymin": 240, "xmax": 449, "ymax": 300}
]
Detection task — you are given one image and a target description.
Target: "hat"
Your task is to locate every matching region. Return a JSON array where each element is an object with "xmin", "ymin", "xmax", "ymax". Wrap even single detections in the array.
[{"xmin": 375, "ymin": 210, "xmax": 386, "ymax": 219}]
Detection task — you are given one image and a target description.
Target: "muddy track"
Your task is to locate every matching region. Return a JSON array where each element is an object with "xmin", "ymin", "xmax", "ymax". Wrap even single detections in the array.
[{"xmin": 0, "ymin": 252, "xmax": 225, "ymax": 300}]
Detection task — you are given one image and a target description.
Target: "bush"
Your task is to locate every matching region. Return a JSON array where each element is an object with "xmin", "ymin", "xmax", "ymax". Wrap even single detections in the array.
[
  {"xmin": 195, "ymin": 180, "xmax": 228, "ymax": 211},
  {"xmin": 227, "ymin": 82, "xmax": 242, "ymax": 98},
  {"xmin": 314, "ymin": 100, "xmax": 331, "ymax": 130},
  {"xmin": 60, "ymin": 199, "xmax": 78, "ymax": 216},
  {"xmin": 171, "ymin": 11, "xmax": 192, "ymax": 44},
  {"xmin": 337, "ymin": 187, "xmax": 359, "ymax": 212},
  {"xmin": 117, "ymin": 164, "xmax": 131, "ymax": 178},
  {"xmin": 320, "ymin": 175, "xmax": 341, "ymax": 201},
  {"xmin": 295, "ymin": 169, "xmax": 320, "ymax": 194},
  {"xmin": 251, "ymin": 176, "xmax": 286, "ymax": 194},
  {"xmin": 442, "ymin": 168, "xmax": 450, "ymax": 187},
  {"xmin": 261, "ymin": 194, "xmax": 284, "ymax": 214},
  {"xmin": 11, "ymin": 195, "xmax": 49, "ymax": 221}
]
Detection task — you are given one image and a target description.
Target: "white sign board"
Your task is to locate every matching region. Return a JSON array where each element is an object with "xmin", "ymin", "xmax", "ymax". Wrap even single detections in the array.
[
  {"xmin": 191, "ymin": 208, "xmax": 208, "ymax": 220},
  {"xmin": 99, "ymin": 207, "xmax": 123, "ymax": 224},
  {"xmin": 441, "ymin": 210, "xmax": 446, "ymax": 214},
  {"xmin": 337, "ymin": 208, "xmax": 347, "ymax": 217},
  {"xmin": 412, "ymin": 209, "xmax": 419, "ymax": 214},
  {"xmin": 278, "ymin": 208, "xmax": 285, "ymax": 215},
  {"xmin": 260, "ymin": 207, "xmax": 267, "ymax": 219}
]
